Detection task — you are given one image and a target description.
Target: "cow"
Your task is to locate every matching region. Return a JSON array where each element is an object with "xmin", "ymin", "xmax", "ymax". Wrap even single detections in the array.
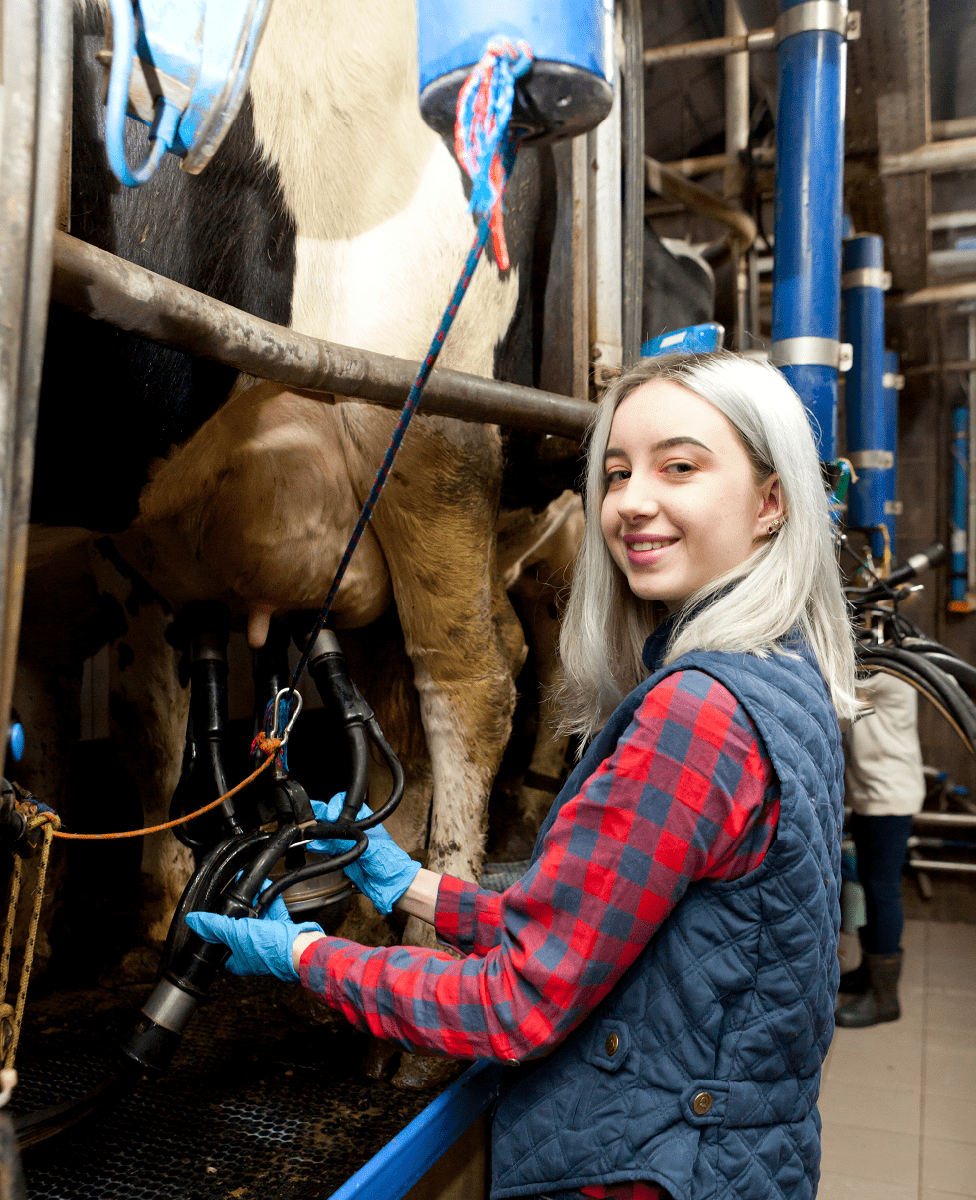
[
  {"xmin": 17, "ymin": 0, "xmax": 561, "ymax": 1013},
  {"xmin": 17, "ymin": 2, "xmax": 720, "ymax": 1061}
]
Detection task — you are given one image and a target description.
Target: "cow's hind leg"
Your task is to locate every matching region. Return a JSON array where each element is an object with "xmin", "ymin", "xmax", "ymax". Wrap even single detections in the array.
[
  {"xmin": 353, "ymin": 417, "xmax": 525, "ymax": 1088},
  {"xmin": 93, "ymin": 548, "xmax": 192, "ymax": 966}
]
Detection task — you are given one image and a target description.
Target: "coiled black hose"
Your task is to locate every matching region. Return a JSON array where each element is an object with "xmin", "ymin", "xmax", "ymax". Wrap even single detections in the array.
[{"xmin": 858, "ymin": 645, "xmax": 976, "ymax": 756}]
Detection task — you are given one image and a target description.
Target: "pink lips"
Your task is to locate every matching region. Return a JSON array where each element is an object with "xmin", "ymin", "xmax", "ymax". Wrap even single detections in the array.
[{"xmin": 622, "ymin": 534, "xmax": 679, "ymax": 565}]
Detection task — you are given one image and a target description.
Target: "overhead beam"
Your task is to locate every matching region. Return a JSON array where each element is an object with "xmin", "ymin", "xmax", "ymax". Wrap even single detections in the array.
[
  {"xmin": 49, "ymin": 232, "xmax": 595, "ymax": 443},
  {"xmin": 898, "ymin": 280, "xmax": 976, "ymax": 306},
  {"xmin": 882, "ymin": 136, "xmax": 976, "ymax": 176}
]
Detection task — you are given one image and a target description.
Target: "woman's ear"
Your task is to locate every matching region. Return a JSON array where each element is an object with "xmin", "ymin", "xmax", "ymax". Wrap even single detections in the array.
[{"xmin": 755, "ymin": 474, "xmax": 784, "ymax": 536}]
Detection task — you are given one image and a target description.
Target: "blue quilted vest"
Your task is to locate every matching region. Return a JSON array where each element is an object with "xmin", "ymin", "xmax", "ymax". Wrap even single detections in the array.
[{"xmin": 490, "ymin": 630, "xmax": 844, "ymax": 1200}]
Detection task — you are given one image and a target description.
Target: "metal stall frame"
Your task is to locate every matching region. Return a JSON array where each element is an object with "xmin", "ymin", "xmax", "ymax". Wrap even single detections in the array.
[
  {"xmin": 49, "ymin": 232, "xmax": 595, "ymax": 443},
  {"xmin": 0, "ymin": 0, "xmax": 72, "ymax": 782},
  {"xmin": 909, "ymin": 811, "xmax": 976, "ymax": 898},
  {"xmin": 328, "ymin": 1062, "xmax": 504, "ymax": 1200}
]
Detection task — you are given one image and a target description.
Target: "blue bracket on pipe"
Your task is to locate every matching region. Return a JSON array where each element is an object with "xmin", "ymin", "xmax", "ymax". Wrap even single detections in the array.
[{"xmin": 328, "ymin": 1061, "xmax": 505, "ymax": 1200}]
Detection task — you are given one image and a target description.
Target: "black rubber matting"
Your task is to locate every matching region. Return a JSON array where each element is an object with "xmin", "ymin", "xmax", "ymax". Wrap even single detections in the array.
[{"xmin": 10, "ymin": 976, "xmax": 443, "ymax": 1199}]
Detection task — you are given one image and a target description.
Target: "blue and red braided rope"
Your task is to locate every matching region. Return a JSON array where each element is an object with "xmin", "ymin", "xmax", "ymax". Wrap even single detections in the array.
[
  {"xmin": 287, "ymin": 41, "xmax": 531, "ymax": 695},
  {"xmin": 287, "ymin": 207, "xmax": 501, "ymax": 690}
]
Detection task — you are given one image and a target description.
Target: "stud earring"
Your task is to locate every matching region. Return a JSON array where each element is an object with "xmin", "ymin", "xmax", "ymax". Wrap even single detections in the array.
[{"xmin": 767, "ymin": 517, "xmax": 783, "ymax": 535}]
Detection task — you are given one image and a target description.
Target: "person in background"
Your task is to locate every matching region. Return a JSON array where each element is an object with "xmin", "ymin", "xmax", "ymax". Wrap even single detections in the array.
[
  {"xmin": 837, "ymin": 671, "xmax": 925, "ymax": 1027},
  {"xmin": 189, "ymin": 352, "xmax": 858, "ymax": 1200}
]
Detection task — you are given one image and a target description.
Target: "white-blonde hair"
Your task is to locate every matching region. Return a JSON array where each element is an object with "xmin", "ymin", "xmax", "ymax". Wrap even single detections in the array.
[{"xmin": 558, "ymin": 350, "xmax": 859, "ymax": 740}]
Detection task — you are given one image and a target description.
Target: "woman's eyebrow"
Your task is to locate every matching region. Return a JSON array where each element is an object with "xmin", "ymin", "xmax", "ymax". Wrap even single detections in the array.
[
  {"xmin": 652, "ymin": 436, "xmax": 712, "ymax": 453},
  {"xmin": 604, "ymin": 436, "xmax": 712, "ymax": 462}
]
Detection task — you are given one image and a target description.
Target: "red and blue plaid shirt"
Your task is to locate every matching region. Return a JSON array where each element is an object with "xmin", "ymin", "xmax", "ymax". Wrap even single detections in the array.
[{"xmin": 301, "ymin": 669, "xmax": 778, "ymax": 1200}]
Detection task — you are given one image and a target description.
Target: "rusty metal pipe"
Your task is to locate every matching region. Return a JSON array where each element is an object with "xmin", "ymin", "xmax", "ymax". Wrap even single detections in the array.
[
  {"xmin": 0, "ymin": 0, "xmax": 71, "ymax": 779},
  {"xmin": 665, "ymin": 146, "xmax": 775, "ymax": 178},
  {"xmin": 931, "ymin": 117, "xmax": 976, "ymax": 142},
  {"xmin": 644, "ymin": 156, "xmax": 757, "ymax": 248},
  {"xmin": 905, "ymin": 358, "xmax": 976, "ymax": 376},
  {"xmin": 49, "ymin": 231, "xmax": 596, "ymax": 442},
  {"xmin": 898, "ymin": 280, "xmax": 976, "ymax": 307},
  {"xmin": 881, "ymin": 136, "xmax": 976, "ymax": 177},
  {"xmin": 643, "ymin": 27, "xmax": 775, "ymax": 66}
]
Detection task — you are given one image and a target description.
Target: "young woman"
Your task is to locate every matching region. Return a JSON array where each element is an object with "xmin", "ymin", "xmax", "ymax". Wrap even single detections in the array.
[{"xmin": 189, "ymin": 351, "xmax": 858, "ymax": 1200}]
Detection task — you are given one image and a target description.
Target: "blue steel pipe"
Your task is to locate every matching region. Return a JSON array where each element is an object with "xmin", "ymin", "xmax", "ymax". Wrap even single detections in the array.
[
  {"xmin": 952, "ymin": 404, "xmax": 968, "ymax": 604},
  {"xmin": 772, "ymin": 0, "xmax": 848, "ymax": 461},
  {"xmin": 843, "ymin": 235, "xmax": 893, "ymax": 560}
]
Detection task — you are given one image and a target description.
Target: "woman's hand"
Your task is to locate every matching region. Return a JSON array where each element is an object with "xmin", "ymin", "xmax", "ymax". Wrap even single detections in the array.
[
  {"xmin": 306, "ymin": 795, "xmax": 422, "ymax": 915},
  {"xmin": 185, "ymin": 891, "xmax": 325, "ymax": 983}
]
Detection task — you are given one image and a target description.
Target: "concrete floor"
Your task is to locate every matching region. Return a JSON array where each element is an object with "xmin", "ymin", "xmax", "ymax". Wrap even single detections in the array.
[{"xmin": 818, "ymin": 919, "xmax": 976, "ymax": 1198}]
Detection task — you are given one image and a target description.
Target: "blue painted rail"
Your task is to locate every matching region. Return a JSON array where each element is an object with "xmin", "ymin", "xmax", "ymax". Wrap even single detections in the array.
[{"xmin": 328, "ymin": 1061, "xmax": 505, "ymax": 1200}]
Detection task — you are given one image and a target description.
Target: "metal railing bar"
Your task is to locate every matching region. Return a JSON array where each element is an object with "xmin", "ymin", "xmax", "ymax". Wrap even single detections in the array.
[
  {"xmin": 643, "ymin": 27, "xmax": 776, "ymax": 66},
  {"xmin": 327, "ymin": 1061, "xmax": 504, "ymax": 1200},
  {"xmin": 912, "ymin": 810, "xmax": 976, "ymax": 828},
  {"xmin": 49, "ymin": 231, "xmax": 596, "ymax": 443}
]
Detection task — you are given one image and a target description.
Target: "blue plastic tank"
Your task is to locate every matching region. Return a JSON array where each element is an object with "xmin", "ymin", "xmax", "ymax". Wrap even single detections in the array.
[
  {"xmin": 641, "ymin": 323, "xmax": 725, "ymax": 359},
  {"xmin": 417, "ymin": 0, "xmax": 614, "ymax": 143}
]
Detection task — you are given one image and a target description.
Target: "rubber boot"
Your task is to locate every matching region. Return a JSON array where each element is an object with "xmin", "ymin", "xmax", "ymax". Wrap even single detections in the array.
[
  {"xmin": 838, "ymin": 958, "xmax": 870, "ymax": 994},
  {"xmin": 835, "ymin": 951, "xmax": 902, "ymax": 1028}
]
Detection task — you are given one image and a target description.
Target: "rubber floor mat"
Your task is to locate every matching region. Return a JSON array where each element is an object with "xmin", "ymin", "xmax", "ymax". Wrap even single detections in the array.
[{"xmin": 11, "ymin": 975, "xmax": 442, "ymax": 1199}]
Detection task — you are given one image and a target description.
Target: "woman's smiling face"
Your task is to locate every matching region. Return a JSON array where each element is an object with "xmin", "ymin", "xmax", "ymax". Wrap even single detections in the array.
[{"xmin": 600, "ymin": 379, "xmax": 782, "ymax": 610}]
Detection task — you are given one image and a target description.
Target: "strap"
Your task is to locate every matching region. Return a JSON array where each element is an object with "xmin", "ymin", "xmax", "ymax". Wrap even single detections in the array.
[
  {"xmin": 771, "ymin": 336, "xmax": 853, "ymax": 371},
  {"xmin": 841, "ymin": 267, "xmax": 892, "ymax": 291},
  {"xmin": 775, "ymin": 1, "xmax": 860, "ymax": 45}
]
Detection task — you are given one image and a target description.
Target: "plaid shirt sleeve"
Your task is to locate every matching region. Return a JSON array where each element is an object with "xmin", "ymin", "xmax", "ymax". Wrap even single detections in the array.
[{"xmin": 299, "ymin": 669, "xmax": 778, "ymax": 1062}]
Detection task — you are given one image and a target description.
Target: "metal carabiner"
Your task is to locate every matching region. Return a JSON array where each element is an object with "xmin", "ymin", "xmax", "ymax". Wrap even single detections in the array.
[{"xmin": 270, "ymin": 687, "xmax": 303, "ymax": 742}]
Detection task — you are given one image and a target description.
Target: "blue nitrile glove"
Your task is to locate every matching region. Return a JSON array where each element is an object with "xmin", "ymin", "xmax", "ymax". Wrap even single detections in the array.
[
  {"xmin": 306, "ymin": 793, "xmax": 421, "ymax": 915},
  {"xmin": 185, "ymin": 891, "xmax": 324, "ymax": 983}
]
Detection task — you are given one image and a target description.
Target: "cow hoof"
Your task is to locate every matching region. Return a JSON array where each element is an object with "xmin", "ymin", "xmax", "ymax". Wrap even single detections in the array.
[
  {"xmin": 390, "ymin": 1053, "xmax": 465, "ymax": 1092},
  {"xmin": 361, "ymin": 1037, "xmax": 401, "ymax": 1081}
]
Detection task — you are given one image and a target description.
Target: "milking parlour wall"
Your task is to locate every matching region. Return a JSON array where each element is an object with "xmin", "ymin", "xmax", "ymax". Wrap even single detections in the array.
[{"xmin": 0, "ymin": 0, "xmax": 874, "ymax": 1196}]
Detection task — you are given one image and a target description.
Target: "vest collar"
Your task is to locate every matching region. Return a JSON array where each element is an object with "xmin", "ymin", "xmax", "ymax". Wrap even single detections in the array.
[
  {"xmin": 640, "ymin": 590, "xmax": 725, "ymax": 672},
  {"xmin": 641, "ymin": 586, "xmax": 811, "ymax": 676},
  {"xmin": 641, "ymin": 616, "xmax": 676, "ymax": 672}
]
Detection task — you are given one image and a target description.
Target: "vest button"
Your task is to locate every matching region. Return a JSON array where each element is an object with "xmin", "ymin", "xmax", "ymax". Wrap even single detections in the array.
[
  {"xmin": 692, "ymin": 1091, "xmax": 713, "ymax": 1116},
  {"xmin": 605, "ymin": 1032, "xmax": 619, "ymax": 1056}
]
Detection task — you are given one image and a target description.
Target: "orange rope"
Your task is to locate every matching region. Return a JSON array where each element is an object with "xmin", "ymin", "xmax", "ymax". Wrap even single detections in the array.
[{"xmin": 51, "ymin": 736, "xmax": 283, "ymax": 841}]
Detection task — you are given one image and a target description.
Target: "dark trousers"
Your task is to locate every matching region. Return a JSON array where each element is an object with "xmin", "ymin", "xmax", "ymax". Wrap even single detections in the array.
[{"xmin": 850, "ymin": 812, "xmax": 914, "ymax": 954}]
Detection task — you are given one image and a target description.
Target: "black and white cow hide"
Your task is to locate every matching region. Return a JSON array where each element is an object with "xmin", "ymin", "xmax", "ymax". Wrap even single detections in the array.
[{"xmin": 18, "ymin": 0, "xmax": 558, "ymax": 999}]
